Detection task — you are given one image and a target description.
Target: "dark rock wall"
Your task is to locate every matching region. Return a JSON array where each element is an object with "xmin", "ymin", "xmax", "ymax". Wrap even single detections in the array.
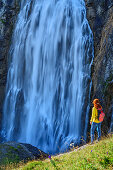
[
  {"xmin": 0, "ymin": 0, "xmax": 20, "ymax": 129},
  {"xmin": 85, "ymin": 0, "xmax": 113, "ymax": 134}
]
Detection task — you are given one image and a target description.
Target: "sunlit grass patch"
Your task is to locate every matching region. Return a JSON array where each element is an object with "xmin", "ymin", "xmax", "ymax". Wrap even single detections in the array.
[
  {"xmin": 1, "ymin": 134, "xmax": 113, "ymax": 170},
  {"xmin": 19, "ymin": 134, "xmax": 113, "ymax": 170}
]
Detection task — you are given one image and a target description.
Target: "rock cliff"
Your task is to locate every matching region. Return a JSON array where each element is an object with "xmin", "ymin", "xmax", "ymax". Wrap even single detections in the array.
[
  {"xmin": 85, "ymin": 0, "xmax": 113, "ymax": 134},
  {"xmin": 0, "ymin": 0, "xmax": 20, "ymax": 129}
]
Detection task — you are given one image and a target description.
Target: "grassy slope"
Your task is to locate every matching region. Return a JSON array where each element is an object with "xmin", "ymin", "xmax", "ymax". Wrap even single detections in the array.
[{"xmin": 1, "ymin": 135, "xmax": 113, "ymax": 170}]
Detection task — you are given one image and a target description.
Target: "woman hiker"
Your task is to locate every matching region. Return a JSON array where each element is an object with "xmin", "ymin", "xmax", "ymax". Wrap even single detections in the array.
[{"xmin": 90, "ymin": 99, "xmax": 105, "ymax": 144}]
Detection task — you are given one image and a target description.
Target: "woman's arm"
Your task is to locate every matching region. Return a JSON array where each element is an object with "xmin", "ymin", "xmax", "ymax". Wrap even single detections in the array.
[{"xmin": 90, "ymin": 107, "xmax": 95, "ymax": 124}]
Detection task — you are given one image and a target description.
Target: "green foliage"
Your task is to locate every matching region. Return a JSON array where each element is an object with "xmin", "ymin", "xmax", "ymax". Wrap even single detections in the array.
[
  {"xmin": 1, "ymin": 135, "xmax": 113, "ymax": 169},
  {"xmin": 0, "ymin": 145, "xmax": 21, "ymax": 167},
  {"xmin": 17, "ymin": 134, "xmax": 113, "ymax": 170},
  {"xmin": 0, "ymin": 154, "xmax": 20, "ymax": 166},
  {"xmin": 22, "ymin": 161, "xmax": 43, "ymax": 170}
]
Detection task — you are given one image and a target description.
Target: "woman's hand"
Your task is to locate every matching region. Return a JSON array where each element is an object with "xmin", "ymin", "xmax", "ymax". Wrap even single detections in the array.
[{"xmin": 90, "ymin": 121, "xmax": 92, "ymax": 125}]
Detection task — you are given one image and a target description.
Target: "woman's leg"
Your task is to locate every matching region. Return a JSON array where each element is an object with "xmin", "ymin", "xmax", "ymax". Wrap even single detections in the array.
[
  {"xmin": 91, "ymin": 122, "xmax": 96, "ymax": 143},
  {"xmin": 97, "ymin": 123, "xmax": 101, "ymax": 141}
]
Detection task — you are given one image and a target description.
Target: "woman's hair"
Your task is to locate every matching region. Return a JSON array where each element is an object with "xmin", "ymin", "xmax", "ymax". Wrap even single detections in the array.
[{"xmin": 93, "ymin": 99, "xmax": 102, "ymax": 109}]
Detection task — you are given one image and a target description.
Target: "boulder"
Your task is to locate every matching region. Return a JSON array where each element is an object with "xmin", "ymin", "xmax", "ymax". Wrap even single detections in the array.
[{"xmin": 0, "ymin": 141, "xmax": 48, "ymax": 166}]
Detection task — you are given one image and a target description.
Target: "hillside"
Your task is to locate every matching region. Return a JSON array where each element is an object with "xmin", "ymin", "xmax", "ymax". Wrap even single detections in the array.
[{"xmin": 1, "ymin": 134, "xmax": 113, "ymax": 169}]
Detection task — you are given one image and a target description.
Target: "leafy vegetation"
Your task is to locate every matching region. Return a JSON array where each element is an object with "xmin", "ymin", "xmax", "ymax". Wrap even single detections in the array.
[{"xmin": 1, "ymin": 134, "xmax": 113, "ymax": 170}]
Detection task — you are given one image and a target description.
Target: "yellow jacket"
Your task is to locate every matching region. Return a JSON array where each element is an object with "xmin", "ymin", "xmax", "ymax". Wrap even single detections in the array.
[{"xmin": 90, "ymin": 107, "xmax": 101, "ymax": 123}]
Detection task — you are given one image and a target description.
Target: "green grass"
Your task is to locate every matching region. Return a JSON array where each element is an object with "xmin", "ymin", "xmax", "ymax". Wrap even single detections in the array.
[{"xmin": 1, "ymin": 134, "xmax": 113, "ymax": 170}]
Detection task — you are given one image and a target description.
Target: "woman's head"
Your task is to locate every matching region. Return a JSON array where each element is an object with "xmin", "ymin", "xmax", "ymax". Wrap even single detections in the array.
[
  {"xmin": 93, "ymin": 99, "xmax": 102, "ymax": 109},
  {"xmin": 93, "ymin": 99, "xmax": 99, "ymax": 105}
]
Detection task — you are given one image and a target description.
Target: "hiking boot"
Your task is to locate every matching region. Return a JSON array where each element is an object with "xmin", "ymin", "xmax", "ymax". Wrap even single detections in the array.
[{"xmin": 90, "ymin": 142, "xmax": 94, "ymax": 145}]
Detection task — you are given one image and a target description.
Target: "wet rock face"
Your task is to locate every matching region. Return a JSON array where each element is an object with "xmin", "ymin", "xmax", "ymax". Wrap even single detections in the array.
[
  {"xmin": 85, "ymin": 0, "xmax": 113, "ymax": 133},
  {"xmin": 0, "ymin": 0, "xmax": 20, "ymax": 129}
]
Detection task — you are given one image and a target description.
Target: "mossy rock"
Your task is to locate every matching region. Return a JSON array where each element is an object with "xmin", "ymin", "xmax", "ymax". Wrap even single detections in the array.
[{"xmin": 0, "ymin": 142, "xmax": 48, "ymax": 166}]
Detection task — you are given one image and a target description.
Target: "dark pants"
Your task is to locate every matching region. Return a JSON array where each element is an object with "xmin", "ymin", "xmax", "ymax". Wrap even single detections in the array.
[{"xmin": 91, "ymin": 122, "xmax": 101, "ymax": 143}]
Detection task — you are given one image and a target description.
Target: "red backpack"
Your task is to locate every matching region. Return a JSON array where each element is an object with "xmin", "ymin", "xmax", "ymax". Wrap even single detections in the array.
[{"xmin": 99, "ymin": 110, "xmax": 105, "ymax": 122}]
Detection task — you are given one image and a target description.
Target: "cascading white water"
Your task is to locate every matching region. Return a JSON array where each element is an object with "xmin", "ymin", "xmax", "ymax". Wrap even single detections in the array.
[{"xmin": 2, "ymin": 0, "xmax": 93, "ymax": 154}]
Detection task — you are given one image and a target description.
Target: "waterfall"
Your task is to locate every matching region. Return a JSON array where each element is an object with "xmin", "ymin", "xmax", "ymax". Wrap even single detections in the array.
[{"xmin": 2, "ymin": 0, "xmax": 93, "ymax": 154}]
